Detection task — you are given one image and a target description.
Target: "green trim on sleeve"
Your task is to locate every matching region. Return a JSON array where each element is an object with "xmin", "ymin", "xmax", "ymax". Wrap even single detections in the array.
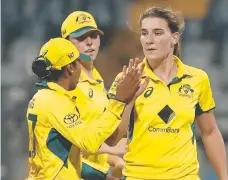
[{"xmin": 46, "ymin": 128, "xmax": 72, "ymax": 167}]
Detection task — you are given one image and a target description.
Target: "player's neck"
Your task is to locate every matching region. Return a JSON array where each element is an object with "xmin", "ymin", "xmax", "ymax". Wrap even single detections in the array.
[
  {"xmin": 56, "ymin": 79, "xmax": 70, "ymax": 91},
  {"xmin": 79, "ymin": 61, "xmax": 94, "ymax": 79},
  {"xmin": 148, "ymin": 53, "xmax": 177, "ymax": 84}
]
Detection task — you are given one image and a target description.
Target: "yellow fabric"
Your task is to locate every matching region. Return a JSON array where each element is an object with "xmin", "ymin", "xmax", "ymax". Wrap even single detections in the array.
[
  {"xmin": 71, "ymin": 68, "xmax": 110, "ymax": 173},
  {"xmin": 109, "ymin": 56, "xmax": 215, "ymax": 179},
  {"xmin": 61, "ymin": 11, "xmax": 104, "ymax": 38},
  {"xmin": 124, "ymin": 175, "xmax": 200, "ymax": 180},
  {"xmin": 39, "ymin": 38, "xmax": 80, "ymax": 70},
  {"xmin": 26, "ymin": 82, "xmax": 125, "ymax": 180}
]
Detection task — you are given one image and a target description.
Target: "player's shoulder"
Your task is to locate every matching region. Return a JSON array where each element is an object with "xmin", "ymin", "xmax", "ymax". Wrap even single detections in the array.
[
  {"xmin": 183, "ymin": 63, "xmax": 209, "ymax": 81},
  {"xmin": 31, "ymin": 89, "xmax": 72, "ymax": 112}
]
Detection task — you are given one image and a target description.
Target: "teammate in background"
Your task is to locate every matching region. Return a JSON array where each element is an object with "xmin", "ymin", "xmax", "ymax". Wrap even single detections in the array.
[
  {"xmin": 108, "ymin": 7, "xmax": 228, "ymax": 180},
  {"xmin": 61, "ymin": 11, "xmax": 126, "ymax": 179},
  {"xmin": 26, "ymin": 37, "xmax": 148, "ymax": 179}
]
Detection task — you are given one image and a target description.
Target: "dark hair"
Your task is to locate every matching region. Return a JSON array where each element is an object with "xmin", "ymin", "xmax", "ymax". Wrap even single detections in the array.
[
  {"xmin": 32, "ymin": 56, "xmax": 64, "ymax": 82},
  {"xmin": 139, "ymin": 7, "xmax": 185, "ymax": 58}
]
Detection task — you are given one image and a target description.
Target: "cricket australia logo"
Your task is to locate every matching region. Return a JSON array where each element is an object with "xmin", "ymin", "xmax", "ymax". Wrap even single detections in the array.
[
  {"xmin": 178, "ymin": 84, "xmax": 194, "ymax": 98},
  {"xmin": 76, "ymin": 14, "xmax": 91, "ymax": 24}
]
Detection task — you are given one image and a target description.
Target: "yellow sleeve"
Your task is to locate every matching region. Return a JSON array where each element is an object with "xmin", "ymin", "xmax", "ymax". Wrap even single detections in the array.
[
  {"xmin": 47, "ymin": 99, "xmax": 125, "ymax": 153},
  {"xmin": 196, "ymin": 71, "xmax": 215, "ymax": 115},
  {"xmin": 108, "ymin": 72, "xmax": 123, "ymax": 98}
]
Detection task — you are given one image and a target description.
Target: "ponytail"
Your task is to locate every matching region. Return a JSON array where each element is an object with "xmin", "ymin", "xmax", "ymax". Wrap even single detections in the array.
[{"xmin": 32, "ymin": 56, "xmax": 64, "ymax": 82}]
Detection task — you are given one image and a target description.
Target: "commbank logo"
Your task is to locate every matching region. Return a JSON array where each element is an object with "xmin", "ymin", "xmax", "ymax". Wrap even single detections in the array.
[{"xmin": 148, "ymin": 126, "xmax": 180, "ymax": 133}]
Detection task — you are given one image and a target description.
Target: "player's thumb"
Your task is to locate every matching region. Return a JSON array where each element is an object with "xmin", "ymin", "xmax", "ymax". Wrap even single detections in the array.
[{"xmin": 141, "ymin": 76, "xmax": 149, "ymax": 90}]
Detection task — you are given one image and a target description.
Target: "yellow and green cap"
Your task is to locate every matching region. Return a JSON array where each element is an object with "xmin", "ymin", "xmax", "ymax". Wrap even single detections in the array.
[
  {"xmin": 38, "ymin": 38, "xmax": 90, "ymax": 70},
  {"xmin": 61, "ymin": 11, "xmax": 104, "ymax": 38}
]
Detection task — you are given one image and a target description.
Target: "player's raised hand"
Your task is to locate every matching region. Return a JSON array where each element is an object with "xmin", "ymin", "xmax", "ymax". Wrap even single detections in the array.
[
  {"xmin": 115, "ymin": 58, "xmax": 143, "ymax": 103},
  {"xmin": 135, "ymin": 63, "xmax": 149, "ymax": 98}
]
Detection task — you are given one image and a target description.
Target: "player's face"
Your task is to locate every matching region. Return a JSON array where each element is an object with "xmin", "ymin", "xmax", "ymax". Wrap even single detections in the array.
[
  {"xmin": 69, "ymin": 31, "xmax": 100, "ymax": 61},
  {"xmin": 140, "ymin": 17, "xmax": 177, "ymax": 62},
  {"xmin": 69, "ymin": 60, "xmax": 81, "ymax": 90}
]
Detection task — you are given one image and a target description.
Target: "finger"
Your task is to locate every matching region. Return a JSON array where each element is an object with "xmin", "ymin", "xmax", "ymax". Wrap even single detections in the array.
[
  {"xmin": 139, "ymin": 62, "xmax": 145, "ymax": 72},
  {"xmin": 124, "ymin": 67, "xmax": 138, "ymax": 84},
  {"xmin": 134, "ymin": 57, "xmax": 140, "ymax": 68},
  {"xmin": 116, "ymin": 76, "xmax": 123, "ymax": 86},
  {"xmin": 131, "ymin": 68, "xmax": 143, "ymax": 85},
  {"xmin": 129, "ymin": 67, "xmax": 139, "ymax": 82},
  {"xmin": 130, "ymin": 70, "xmax": 142, "ymax": 86},
  {"xmin": 135, "ymin": 76, "xmax": 150, "ymax": 97},
  {"xmin": 122, "ymin": 65, "xmax": 127, "ymax": 79},
  {"xmin": 128, "ymin": 59, "xmax": 133, "ymax": 72},
  {"xmin": 130, "ymin": 80, "xmax": 141, "ymax": 94},
  {"xmin": 139, "ymin": 76, "xmax": 150, "ymax": 92}
]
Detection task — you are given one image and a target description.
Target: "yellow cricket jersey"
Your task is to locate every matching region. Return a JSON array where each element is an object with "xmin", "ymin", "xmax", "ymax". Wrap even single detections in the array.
[
  {"xmin": 26, "ymin": 81, "xmax": 125, "ymax": 180},
  {"xmin": 109, "ymin": 56, "xmax": 215, "ymax": 179},
  {"xmin": 72, "ymin": 67, "xmax": 110, "ymax": 173}
]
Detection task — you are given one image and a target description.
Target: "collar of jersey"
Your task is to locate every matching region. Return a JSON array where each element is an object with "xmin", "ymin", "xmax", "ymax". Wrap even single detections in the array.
[
  {"xmin": 36, "ymin": 81, "xmax": 74, "ymax": 99},
  {"xmin": 142, "ymin": 55, "xmax": 191, "ymax": 82},
  {"xmin": 79, "ymin": 67, "xmax": 103, "ymax": 84}
]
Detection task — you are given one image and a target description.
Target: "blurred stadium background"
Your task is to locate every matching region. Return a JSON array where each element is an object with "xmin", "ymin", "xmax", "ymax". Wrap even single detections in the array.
[{"xmin": 1, "ymin": 0, "xmax": 228, "ymax": 179}]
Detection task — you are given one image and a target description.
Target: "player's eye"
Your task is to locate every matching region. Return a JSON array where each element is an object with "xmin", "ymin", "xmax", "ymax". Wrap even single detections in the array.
[
  {"xmin": 76, "ymin": 31, "xmax": 99, "ymax": 41},
  {"xmin": 141, "ymin": 31, "xmax": 147, "ymax": 36},
  {"xmin": 76, "ymin": 34, "xmax": 87, "ymax": 41},
  {"xmin": 154, "ymin": 30, "xmax": 163, "ymax": 36},
  {"xmin": 90, "ymin": 32, "xmax": 99, "ymax": 39}
]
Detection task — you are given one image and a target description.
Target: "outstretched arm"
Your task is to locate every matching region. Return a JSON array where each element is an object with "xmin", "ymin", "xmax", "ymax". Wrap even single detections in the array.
[{"xmin": 196, "ymin": 110, "xmax": 228, "ymax": 180}]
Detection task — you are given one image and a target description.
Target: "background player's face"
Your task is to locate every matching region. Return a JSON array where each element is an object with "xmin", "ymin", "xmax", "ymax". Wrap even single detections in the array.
[
  {"xmin": 69, "ymin": 31, "xmax": 101, "ymax": 61},
  {"xmin": 140, "ymin": 17, "xmax": 177, "ymax": 62}
]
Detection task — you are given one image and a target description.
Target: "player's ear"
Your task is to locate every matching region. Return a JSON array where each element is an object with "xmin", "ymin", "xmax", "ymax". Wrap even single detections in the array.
[
  {"xmin": 65, "ymin": 63, "xmax": 74, "ymax": 76},
  {"xmin": 172, "ymin": 32, "xmax": 180, "ymax": 46}
]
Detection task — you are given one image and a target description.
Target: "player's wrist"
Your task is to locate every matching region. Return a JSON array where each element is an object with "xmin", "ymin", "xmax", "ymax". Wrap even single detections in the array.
[{"xmin": 107, "ymin": 93, "xmax": 126, "ymax": 103}]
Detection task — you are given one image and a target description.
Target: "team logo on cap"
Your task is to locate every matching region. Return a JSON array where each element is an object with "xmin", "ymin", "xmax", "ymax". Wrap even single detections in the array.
[
  {"xmin": 76, "ymin": 13, "xmax": 91, "ymax": 24},
  {"xmin": 62, "ymin": 29, "xmax": 66, "ymax": 36},
  {"xmin": 68, "ymin": 52, "xmax": 74, "ymax": 59}
]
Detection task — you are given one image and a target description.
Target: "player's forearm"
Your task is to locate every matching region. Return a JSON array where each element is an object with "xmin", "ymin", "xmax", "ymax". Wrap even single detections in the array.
[
  {"xmin": 80, "ymin": 99, "xmax": 125, "ymax": 153},
  {"xmin": 83, "ymin": 143, "xmax": 112, "ymax": 155},
  {"xmin": 95, "ymin": 143, "xmax": 119, "ymax": 155},
  {"xmin": 106, "ymin": 101, "xmax": 134, "ymax": 146},
  {"xmin": 202, "ymin": 127, "xmax": 228, "ymax": 179}
]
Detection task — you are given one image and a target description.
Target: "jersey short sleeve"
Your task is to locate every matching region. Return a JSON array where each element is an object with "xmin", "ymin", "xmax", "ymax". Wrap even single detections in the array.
[{"xmin": 196, "ymin": 71, "xmax": 215, "ymax": 115}]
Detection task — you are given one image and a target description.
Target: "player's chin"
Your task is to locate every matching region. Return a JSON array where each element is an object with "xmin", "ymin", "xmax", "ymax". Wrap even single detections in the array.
[
  {"xmin": 72, "ymin": 81, "xmax": 79, "ymax": 90},
  {"xmin": 89, "ymin": 54, "xmax": 97, "ymax": 61},
  {"xmin": 146, "ymin": 54, "xmax": 162, "ymax": 62},
  {"xmin": 90, "ymin": 52, "xmax": 98, "ymax": 61}
]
